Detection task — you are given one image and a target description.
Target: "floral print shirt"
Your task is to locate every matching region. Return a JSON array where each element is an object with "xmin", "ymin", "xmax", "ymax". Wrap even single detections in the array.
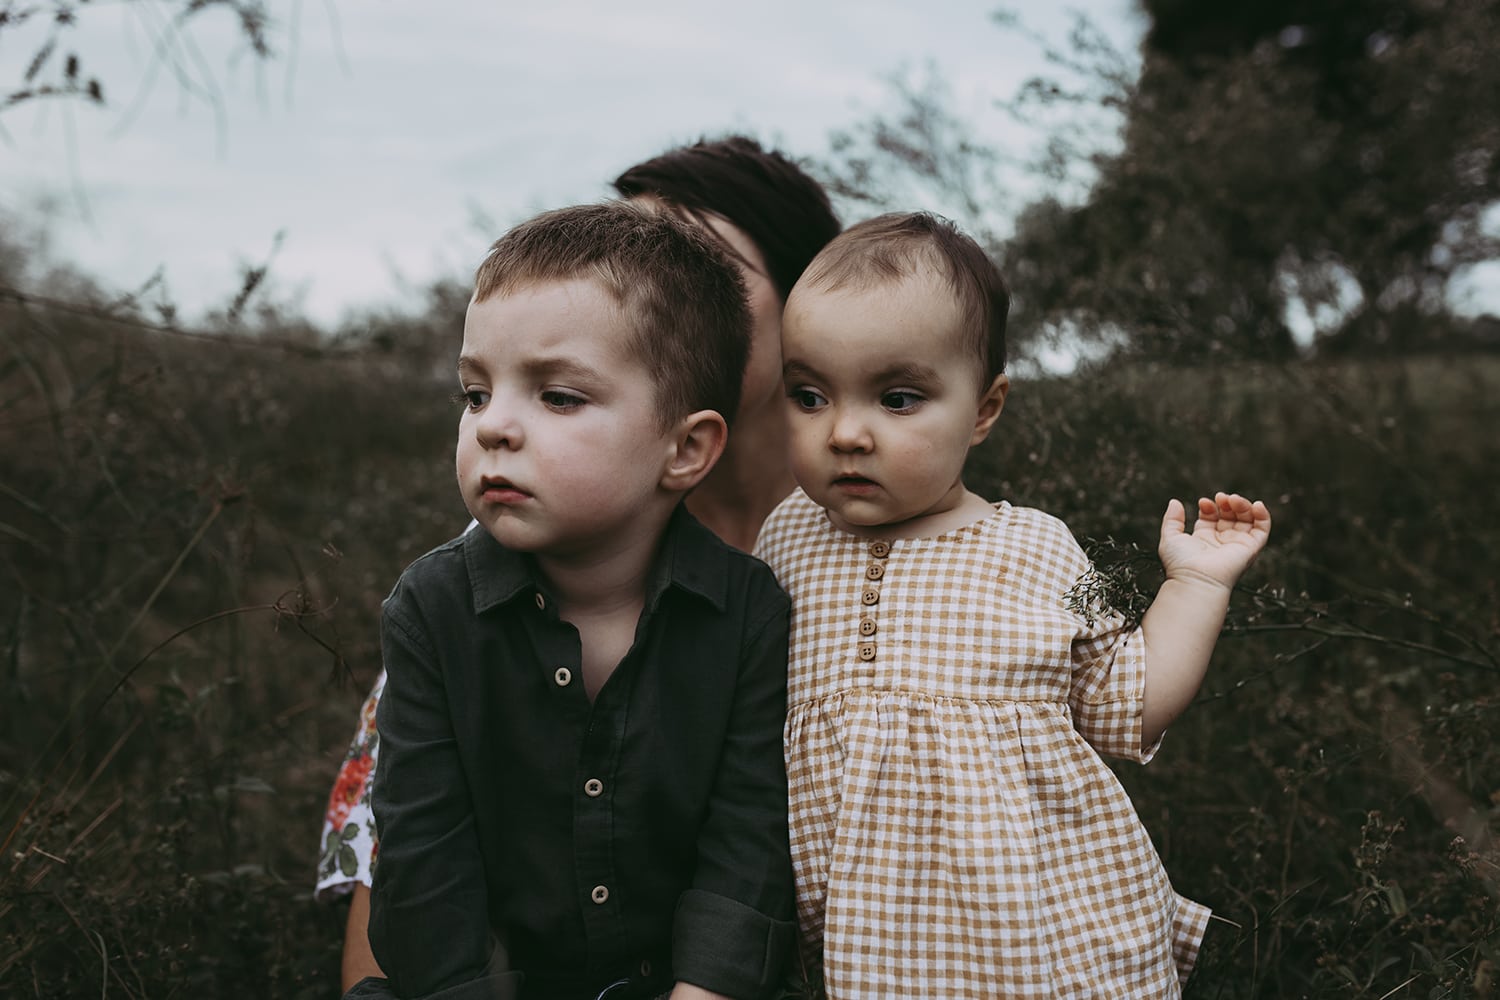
[{"xmin": 315, "ymin": 671, "xmax": 384, "ymax": 900}]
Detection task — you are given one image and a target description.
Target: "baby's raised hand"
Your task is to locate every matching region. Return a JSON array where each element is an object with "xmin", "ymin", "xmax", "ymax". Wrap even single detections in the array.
[{"xmin": 1158, "ymin": 492, "xmax": 1272, "ymax": 591}]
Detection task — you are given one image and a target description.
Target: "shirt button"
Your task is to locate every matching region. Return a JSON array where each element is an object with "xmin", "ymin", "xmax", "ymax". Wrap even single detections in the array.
[
  {"xmin": 639, "ymin": 959, "xmax": 652, "ymax": 977},
  {"xmin": 534, "ymin": 593, "xmax": 546, "ymax": 610},
  {"xmin": 858, "ymin": 618, "xmax": 877, "ymax": 637},
  {"xmin": 583, "ymin": 778, "xmax": 604, "ymax": 797},
  {"xmin": 869, "ymin": 540, "xmax": 891, "ymax": 558},
  {"xmin": 861, "ymin": 589, "xmax": 879, "ymax": 606},
  {"xmin": 866, "ymin": 563, "xmax": 885, "ymax": 580},
  {"xmin": 554, "ymin": 667, "xmax": 572, "ymax": 687},
  {"xmin": 590, "ymin": 884, "xmax": 610, "ymax": 904},
  {"xmin": 858, "ymin": 643, "xmax": 876, "ymax": 661}
]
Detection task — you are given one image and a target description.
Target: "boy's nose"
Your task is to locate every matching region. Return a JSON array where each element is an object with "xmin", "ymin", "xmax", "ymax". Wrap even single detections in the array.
[{"xmin": 474, "ymin": 402, "xmax": 524, "ymax": 450}]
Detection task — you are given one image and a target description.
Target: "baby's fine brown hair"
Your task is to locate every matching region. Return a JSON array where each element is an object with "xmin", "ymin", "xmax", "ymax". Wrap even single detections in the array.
[{"xmin": 796, "ymin": 212, "xmax": 1010, "ymax": 385}]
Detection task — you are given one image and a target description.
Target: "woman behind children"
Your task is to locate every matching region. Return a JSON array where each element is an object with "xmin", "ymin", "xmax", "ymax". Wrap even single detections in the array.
[
  {"xmin": 754, "ymin": 212, "xmax": 1272, "ymax": 997},
  {"xmin": 316, "ymin": 135, "xmax": 842, "ymax": 991}
]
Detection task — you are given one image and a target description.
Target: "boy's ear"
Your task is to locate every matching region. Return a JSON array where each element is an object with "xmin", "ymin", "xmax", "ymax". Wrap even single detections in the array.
[
  {"xmin": 661, "ymin": 409, "xmax": 729, "ymax": 493},
  {"xmin": 970, "ymin": 374, "xmax": 1009, "ymax": 446}
]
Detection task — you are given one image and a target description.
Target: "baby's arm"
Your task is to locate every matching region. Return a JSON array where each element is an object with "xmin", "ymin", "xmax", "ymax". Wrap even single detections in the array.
[{"xmin": 1139, "ymin": 492, "xmax": 1271, "ymax": 745}]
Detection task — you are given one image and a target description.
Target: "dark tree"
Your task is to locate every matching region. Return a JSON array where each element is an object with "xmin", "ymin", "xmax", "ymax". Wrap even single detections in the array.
[
  {"xmin": 1020, "ymin": 0, "xmax": 1500, "ymax": 358},
  {"xmin": 821, "ymin": 0, "xmax": 1499, "ymax": 361}
]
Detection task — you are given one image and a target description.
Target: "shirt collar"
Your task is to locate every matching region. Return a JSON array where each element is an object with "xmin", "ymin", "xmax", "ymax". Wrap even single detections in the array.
[{"xmin": 463, "ymin": 503, "xmax": 729, "ymax": 615}]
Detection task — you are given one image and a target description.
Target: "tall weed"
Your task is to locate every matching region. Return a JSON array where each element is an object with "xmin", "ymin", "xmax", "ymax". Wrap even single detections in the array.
[{"xmin": 2, "ymin": 291, "xmax": 1495, "ymax": 996}]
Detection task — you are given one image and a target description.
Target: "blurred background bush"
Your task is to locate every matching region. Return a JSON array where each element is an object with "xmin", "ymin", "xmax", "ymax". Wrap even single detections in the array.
[{"xmin": 2, "ymin": 0, "xmax": 1496, "ymax": 996}]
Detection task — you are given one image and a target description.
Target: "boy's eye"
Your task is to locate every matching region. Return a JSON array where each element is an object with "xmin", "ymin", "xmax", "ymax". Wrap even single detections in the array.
[
  {"xmin": 881, "ymin": 390, "xmax": 924, "ymax": 413},
  {"xmin": 453, "ymin": 389, "xmax": 490, "ymax": 411},
  {"xmin": 541, "ymin": 389, "xmax": 585, "ymax": 411},
  {"xmin": 788, "ymin": 387, "xmax": 827, "ymax": 410}
]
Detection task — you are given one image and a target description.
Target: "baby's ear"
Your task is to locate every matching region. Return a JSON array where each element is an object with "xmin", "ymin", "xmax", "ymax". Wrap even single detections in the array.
[
  {"xmin": 970, "ymin": 374, "xmax": 1009, "ymax": 445},
  {"xmin": 661, "ymin": 410, "xmax": 729, "ymax": 493}
]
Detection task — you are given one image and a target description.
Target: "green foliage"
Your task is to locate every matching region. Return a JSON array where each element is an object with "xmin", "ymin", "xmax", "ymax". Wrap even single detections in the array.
[
  {"xmin": 965, "ymin": 355, "xmax": 1500, "ymax": 997},
  {"xmin": 0, "ymin": 282, "xmax": 464, "ymax": 995},
  {"xmin": 819, "ymin": 2, "xmax": 1500, "ymax": 362},
  {"xmin": 4, "ymin": 277, "xmax": 1497, "ymax": 994},
  {"xmin": 1021, "ymin": 0, "xmax": 1500, "ymax": 358}
]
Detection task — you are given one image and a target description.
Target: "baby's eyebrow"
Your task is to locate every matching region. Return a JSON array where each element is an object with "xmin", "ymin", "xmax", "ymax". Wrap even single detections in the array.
[
  {"xmin": 871, "ymin": 362, "xmax": 944, "ymax": 387},
  {"xmin": 782, "ymin": 359, "xmax": 824, "ymax": 382}
]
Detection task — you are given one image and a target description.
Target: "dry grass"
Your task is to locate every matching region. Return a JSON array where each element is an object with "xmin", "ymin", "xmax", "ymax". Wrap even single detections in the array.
[{"xmin": 1, "ymin": 290, "xmax": 1496, "ymax": 997}]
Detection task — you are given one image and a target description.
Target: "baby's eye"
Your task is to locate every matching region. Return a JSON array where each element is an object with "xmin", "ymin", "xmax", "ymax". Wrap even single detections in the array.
[
  {"xmin": 881, "ymin": 390, "xmax": 924, "ymax": 413},
  {"xmin": 788, "ymin": 387, "xmax": 827, "ymax": 411},
  {"xmin": 541, "ymin": 389, "xmax": 586, "ymax": 411},
  {"xmin": 452, "ymin": 389, "xmax": 490, "ymax": 411}
]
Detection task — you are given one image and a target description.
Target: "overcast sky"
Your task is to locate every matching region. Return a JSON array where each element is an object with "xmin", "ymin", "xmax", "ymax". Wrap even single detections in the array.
[
  {"xmin": 2, "ymin": 1, "xmax": 1149, "ymax": 326},
  {"xmin": 4, "ymin": 1, "xmax": 1494, "ymax": 331}
]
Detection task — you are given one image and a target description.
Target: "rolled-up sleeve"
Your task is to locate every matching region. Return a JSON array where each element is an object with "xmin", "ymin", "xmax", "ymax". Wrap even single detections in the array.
[
  {"xmin": 672, "ymin": 596, "xmax": 796, "ymax": 999},
  {"xmin": 1069, "ymin": 607, "xmax": 1160, "ymax": 763},
  {"xmin": 368, "ymin": 584, "xmax": 515, "ymax": 998}
]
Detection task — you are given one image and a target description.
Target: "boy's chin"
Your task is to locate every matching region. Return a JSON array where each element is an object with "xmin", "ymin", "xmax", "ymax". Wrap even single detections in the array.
[{"xmin": 466, "ymin": 512, "xmax": 538, "ymax": 551}]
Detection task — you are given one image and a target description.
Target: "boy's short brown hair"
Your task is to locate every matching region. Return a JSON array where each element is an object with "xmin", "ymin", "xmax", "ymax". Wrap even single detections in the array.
[
  {"xmin": 473, "ymin": 201, "xmax": 750, "ymax": 428},
  {"xmin": 796, "ymin": 212, "xmax": 1010, "ymax": 385}
]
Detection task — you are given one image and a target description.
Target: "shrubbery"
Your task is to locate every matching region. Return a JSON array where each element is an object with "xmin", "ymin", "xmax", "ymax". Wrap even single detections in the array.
[{"xmin": 2, "ymin": 293, "xmax": 1496, "ymax": 996}]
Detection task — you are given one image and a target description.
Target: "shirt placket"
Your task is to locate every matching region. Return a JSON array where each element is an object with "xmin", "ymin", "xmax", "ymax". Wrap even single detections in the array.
[
  {"xmin": 573, "ymin": 684, "xmax": 629, "ymax": 964},
  {"xmin": 856, "ymin": 539, "xmax": 891, "ymax": 681},
  {"xmin": 528, "ymin": 588, "xmax": 631, "ymax": 968}
]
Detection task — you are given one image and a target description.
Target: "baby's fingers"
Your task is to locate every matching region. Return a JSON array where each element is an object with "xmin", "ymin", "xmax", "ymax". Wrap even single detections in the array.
[
  {"xmin": 1161, "ymin": 497, "xmax": 1188, "ymax": 540},
  {"xmin": 1209, "ymin": 493, "xmax": 1273, "ymax": 541}
]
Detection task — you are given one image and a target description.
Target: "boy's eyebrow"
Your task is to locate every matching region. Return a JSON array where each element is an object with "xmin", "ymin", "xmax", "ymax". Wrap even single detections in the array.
[
  {"xmin": 518, "ymin": 356, "xmax": 608, "ymax": 385},
  {"xmin": 457, "ymin": 354, "xmax": 608, "ymax": 385}
]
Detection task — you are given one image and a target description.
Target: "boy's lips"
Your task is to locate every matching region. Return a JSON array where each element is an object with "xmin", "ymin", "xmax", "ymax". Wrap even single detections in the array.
[{"xmin": 480, "ymin": 477, "xmax": 531, "ymax": 503}]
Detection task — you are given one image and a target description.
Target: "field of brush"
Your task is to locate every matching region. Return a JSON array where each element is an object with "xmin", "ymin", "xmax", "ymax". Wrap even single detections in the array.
[{"xmin": 2, "ymin": 300, "xmax": 1496, "ymax": 997}]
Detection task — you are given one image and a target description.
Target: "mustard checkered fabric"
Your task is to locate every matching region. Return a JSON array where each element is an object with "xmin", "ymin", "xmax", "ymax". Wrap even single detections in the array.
[{"xmin": 756, "ymin": 490, "xmax": 1209, "ymax": 999}]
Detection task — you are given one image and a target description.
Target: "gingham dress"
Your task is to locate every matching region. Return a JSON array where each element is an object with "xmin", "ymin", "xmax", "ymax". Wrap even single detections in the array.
[{"xmin": 755, "ymin": 490, "xmax": 1210, "ymax": 999}]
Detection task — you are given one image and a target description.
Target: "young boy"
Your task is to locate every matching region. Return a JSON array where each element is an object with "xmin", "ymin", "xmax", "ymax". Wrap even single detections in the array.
[{"xmin": 352, "ymin": 203, "xmax": 795, "ymax": 1000}]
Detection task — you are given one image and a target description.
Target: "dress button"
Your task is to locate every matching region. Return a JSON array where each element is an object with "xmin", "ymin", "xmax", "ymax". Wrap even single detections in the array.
[
  {"xmin": 584, "ymin": 778, "xmax": 604, "ymax": 797},
  {"xmin": 554, "ymin": 667, "xmax": 572, "ymax": 687},
  {"xmin": 866, "ymin": 563, "xmax": 885, "ymax": 580},
  {"xmin": 591, "ymin": 884, "xmax": 610, "ymax": 904},
  {"xmin": 869, "ymin": 540, "xmax": 891, "ymax": 558},
  {"xmin": 858, "ymin": 643, "xmax": 876, "ymax": 661},
  {"xmin": 639, "ymin": 959, "xmax": 652, "ymax": 977},
  {"xmin": 861, "ymin": 589, "xmax": 879, "ymax": 606},
  {"xmin": 534, "ymin": 593, "xmax": 546, "ymax": 610},
  {"xmin": 858, "ymin": 618, "xmax": 877, "ymax": 637}
]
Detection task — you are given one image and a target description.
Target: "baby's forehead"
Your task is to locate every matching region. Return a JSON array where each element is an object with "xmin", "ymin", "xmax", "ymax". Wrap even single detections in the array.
[
  {"xmin": 793, "ymin": 258, "xmax": 953, "ymax": 306},
  {"xmin": 787, "ymin": 267, "xmax": 964, "ymax": 338}
]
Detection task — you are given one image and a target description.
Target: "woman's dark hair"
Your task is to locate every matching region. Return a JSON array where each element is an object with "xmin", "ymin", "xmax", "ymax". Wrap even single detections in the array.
[{"xmin": 612, "ymin": 135, "xmax": 841, "ymax": 301}]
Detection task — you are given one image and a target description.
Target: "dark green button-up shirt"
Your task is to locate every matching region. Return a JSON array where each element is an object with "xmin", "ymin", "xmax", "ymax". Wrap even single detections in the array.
[{"xmin": 366, "ymin": 507, "xmax": 794, "ymax": 1000}]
